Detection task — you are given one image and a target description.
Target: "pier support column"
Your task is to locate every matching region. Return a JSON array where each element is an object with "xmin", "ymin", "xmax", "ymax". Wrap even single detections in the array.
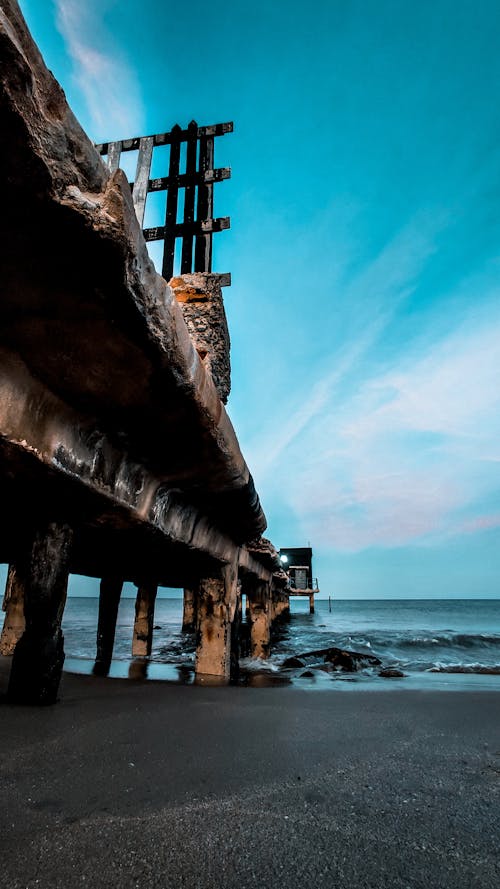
[
  {"xmin": 182, "ymin": 586, "xmax": 198, "ymax": 633},
  {"xmin": 8, "ymin": 521, "xmax": 73, "ymax": 705},
  {"xmin": 272, "ymin": 592, "xmax": 290, "ymax": 624},
  {"xmin": 248, "ymin": 581, "xmax": 271, "ymax": 659},
  {"xmin": 195, "ymin": 560, "xmax": 238, "ymax": 681},
  {"xmin": 309, "ymin": 593, "xmax": 315, "ymax": 614},
  {"xmin": 230, "ymin": 580, "xmax": 243, "ymax": 678},
  {"xmin": 0, "ymin": 564, "xmax": 26, "ymax": 655},
  {"xmin": 94, "ymin": 576, "xmax": 123, "ymax": 676},
  {"xmin": 132, "ymin": 582, "xmax": 158, "ymax": 656}
]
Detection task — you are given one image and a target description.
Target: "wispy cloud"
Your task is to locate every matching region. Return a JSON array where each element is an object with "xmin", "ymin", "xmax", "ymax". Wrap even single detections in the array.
[
  {"xmin": 249, "ymin": 203, "xmax": 500, "ymax": 553},
  {"xmin": 54, "ymin": 0, "xmax": 144, "ymax": 138},
  {"xmin": 460, "ymin": 514, "xmax": 500, "ymax": 534},
  {"xmin": 247, "ymin": 214, "xmax": 443, "ymax": 480},
  {"xmin": 283, "ymin": 310, "xmax": 500, "ymax": 551},
  {"xmin": 247, "ymin": 325, "xmax": 383, "ymax": 478},
  {"xmin": 342, "ymin": 317, "xmax": 500, "ymax": 445}
]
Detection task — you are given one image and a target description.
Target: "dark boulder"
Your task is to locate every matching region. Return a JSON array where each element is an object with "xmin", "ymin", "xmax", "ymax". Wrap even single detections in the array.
[
  {"xmin": 379, "ymin": 668, "xmax": 406, "ymax": 678},
  {"xmin": 282, "ymin": 656, "xmax": 306, "ymax": 668},
  {"xmin": 281, "ymin": 647, "xmax": 381, "ymax": 672}
]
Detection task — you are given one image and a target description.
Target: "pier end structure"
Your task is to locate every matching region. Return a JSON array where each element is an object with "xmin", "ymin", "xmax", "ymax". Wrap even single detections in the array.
[
  {"xmin": 278, "ymin": 547, "xmax": 319, "ymax": 614},
  {"xmin": 0, "ymin": 0, "xmax": 281, "ymax": 700}
]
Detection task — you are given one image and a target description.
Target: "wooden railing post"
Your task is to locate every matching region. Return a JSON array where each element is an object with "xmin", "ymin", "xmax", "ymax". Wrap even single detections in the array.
[
  {"xmin": 180, "ymin": 120, "xmax": 198, "ymax": 274},
  {"xmin": 195, "ymin": 134, "xmax": 215, "ymax": 272},
  {"xmin": 96, "ymin": 121, "xmax": 232, "ymax": 280},
  {"xmin": 162, "ymin": 124, "xmax": 181, "ymax": 281}
]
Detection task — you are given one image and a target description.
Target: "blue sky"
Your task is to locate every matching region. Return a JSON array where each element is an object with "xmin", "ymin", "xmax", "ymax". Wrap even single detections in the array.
[{"xmin": 18, "ymin": 0, "xmax": 500, "ymax": 598}]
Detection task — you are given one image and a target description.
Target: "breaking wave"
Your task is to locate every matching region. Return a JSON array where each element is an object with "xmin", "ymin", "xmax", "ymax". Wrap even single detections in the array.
[
  {"xmin": 429, "ymin": 663, "xmax": 500, "ymax": 675},
  {"xmin": 330, "ymin": 631, "xmax": 500, "ymax": 651},
  {"xmin": 388, "ymin": 632, "xmax": 500, "ymax": 649}
]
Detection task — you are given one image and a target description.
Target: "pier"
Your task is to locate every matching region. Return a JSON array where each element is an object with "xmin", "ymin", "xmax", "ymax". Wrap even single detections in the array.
[{"xmin": 0, "ymin": 0, "xmax": 289, "ymax": 703}]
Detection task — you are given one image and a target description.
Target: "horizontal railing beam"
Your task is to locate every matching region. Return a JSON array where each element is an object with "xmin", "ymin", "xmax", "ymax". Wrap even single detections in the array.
[
  {"xmin": 96, "ymin": 122, "xmax": 233, "ymax": 155},
  {"xmin": 144, "ymin": 217, "xmax": 230, "ymax": 242},
  {"xmin": 145, "ymin": 167, "xmax": 231, "ymax": 192}
]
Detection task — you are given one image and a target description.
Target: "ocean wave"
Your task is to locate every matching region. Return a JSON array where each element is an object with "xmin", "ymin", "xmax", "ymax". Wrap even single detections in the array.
[
  {"xmin": 239, "ymin": 656, "xmax": 280, "ymax": 673},
  {"xmin": 399, "ymin": 632, "xmax": 500, "ymax": 648},
  {"xmin": 428, "ymin": 663, "xmax": 500, "ymax": 675},
  {"xmin": 334, "ymin": 631, "xmax": 500, "ymax": 651}
]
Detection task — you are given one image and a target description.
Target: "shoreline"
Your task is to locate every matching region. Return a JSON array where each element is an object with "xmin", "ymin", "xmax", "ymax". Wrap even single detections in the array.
[
  {"xmin": 1, "ymin": 661, "xmax": 499, "ymax": 888},
  {"xmin": 60, "ymin": 597, "xmax": 500, "ymax": 687},
  {"xmin": 5, "ymin": 652, "xmax": 500, "ymax": 693},
  {"xmin": 68, "ymin": 654, "xmax": 500, "ymax": 693}
]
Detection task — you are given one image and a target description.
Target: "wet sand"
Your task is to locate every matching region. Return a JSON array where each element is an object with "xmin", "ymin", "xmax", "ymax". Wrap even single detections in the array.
[{"xmin": 0, "ymin": 660, "xmax": 499, "ymax": 889}]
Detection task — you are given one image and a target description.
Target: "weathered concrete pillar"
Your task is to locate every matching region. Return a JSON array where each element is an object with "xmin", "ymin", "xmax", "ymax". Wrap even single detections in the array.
[
  {"xmin": 132, "ymin": 582, "xmax": 158, "ymax": 656},
  {"xmin": 0, "ymin": 563, "xmax": 26, "ymax": 655},
  {"xmin": 182, "ymin": 585, "xmax": 198, "ymax": 633},
  {"xmin": 272, "ymin": 592, "xmax": 290, "ymax": 623},
  {"xmin": 309, "ymin": 593, "xmax": 315, "ymax": 614},
  {"xmin": 230, "ymin": 580, "xmax": 243, "ymax": 678},
  {"xmin": 8, "ymin": 522, "xmax": 73, "ymax": 705},
  {"xmin": 93, "ymin": 576, "xmax": 123, "ymax": 676},
  {"xmin": 248, "ymin": 581, "xmax": 272, "ymax": 659},
  {"xmin": 268, "ymin": 596, "xmax": 275, "ymax": 626},
  {"xmin": 195, "ymin": 561, "xmax": 238, "ymax": 681}
]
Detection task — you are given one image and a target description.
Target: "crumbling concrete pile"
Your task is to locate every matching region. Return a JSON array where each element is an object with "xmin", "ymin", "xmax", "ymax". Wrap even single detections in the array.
[{"xmin": 169, "ymin": 274, "xmax": 231, "ymax": 404}]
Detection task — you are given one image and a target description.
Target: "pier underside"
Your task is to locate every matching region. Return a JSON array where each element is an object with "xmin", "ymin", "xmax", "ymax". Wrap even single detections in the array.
[{"xmin": 0, "ymin": 0, "xmax": 290, "ymax": 702}]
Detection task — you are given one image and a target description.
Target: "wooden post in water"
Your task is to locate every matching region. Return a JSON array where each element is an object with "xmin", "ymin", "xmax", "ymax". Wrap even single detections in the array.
[
  {"xmin": 94, "ymin": 576, "xmax": 123, "ymax": 675},
  {"xmin": 0, "ymin": 563, "xmax": 26, "ymax": 655},
  {"xmin": 132, "ymin": 582, "xmax": 158, "ymax": 656},
  {"xmin": 8, "ymin": 521, "xmax": 73, "ymax": 705}
]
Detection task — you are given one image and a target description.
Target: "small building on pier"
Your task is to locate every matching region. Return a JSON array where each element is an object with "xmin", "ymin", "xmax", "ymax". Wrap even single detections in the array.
[{"xmin": 278, "ymin": 547, "xmax": 319, "ymax": 613}]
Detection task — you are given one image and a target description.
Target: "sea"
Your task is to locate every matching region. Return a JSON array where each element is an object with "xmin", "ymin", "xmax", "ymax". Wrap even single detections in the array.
[{"xmin": 62, "ymin": 597, "xmax": 500, "ymax": 691}]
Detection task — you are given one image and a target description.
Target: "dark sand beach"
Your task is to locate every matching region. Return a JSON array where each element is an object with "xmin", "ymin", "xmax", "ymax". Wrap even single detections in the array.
[{"xmin": 0, "ymin": 661, "xmax": 499, "ymax": 889}]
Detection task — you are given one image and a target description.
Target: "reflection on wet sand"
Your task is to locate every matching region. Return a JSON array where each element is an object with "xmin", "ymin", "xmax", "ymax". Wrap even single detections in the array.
[{"xmin": 128, "ymin": 658, "xmax": 149, "ymax": 680}]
